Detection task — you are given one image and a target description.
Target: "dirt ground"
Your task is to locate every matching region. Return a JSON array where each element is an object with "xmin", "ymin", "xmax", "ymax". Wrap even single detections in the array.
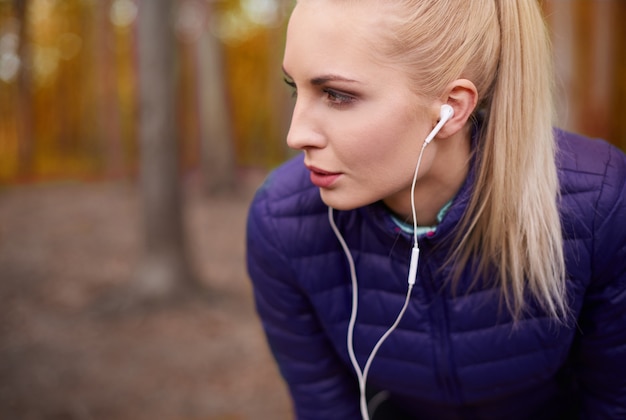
[{"xmin": 0, "ymin": 172, "xmax": 293, "ymax": 419}]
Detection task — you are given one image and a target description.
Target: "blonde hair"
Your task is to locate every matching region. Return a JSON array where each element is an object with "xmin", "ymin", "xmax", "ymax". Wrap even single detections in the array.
[{"xmin": 379, "ymin": 0, "xmax": 567, "ymax": 321}]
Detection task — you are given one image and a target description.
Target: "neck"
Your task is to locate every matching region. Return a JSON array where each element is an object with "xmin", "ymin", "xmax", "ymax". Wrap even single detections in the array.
[{"xmin": 384, "ymin": 123, "xmax": 472, "ymax": 226}]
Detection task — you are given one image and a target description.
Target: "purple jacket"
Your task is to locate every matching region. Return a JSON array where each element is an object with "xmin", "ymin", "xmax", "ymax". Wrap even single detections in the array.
[{"xmin": 246, "ymin": 129, "xmax": 626, "ymax": 419}]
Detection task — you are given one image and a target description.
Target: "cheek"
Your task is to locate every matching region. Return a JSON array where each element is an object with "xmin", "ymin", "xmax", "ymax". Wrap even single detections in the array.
[{"xmin": 338, "ymin": 114, "xmax": 421, "ymax": 174}]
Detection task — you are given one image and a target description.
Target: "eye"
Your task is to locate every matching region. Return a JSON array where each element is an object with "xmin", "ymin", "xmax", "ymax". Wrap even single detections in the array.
[
  {"xmin": 283, "ymin": 77, "xmax": 297, "ymax": 98},
  {"xmin": 323, "ymin": 88, "xmax": 355, "ymax": 108}
]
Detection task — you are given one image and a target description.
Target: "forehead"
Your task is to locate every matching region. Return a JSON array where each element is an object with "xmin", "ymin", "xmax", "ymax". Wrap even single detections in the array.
[
  {"xmin": 289, "ymin": 0, "xmax": 392, "ymax": 29},
  {"xmin": 283, "ymin": 0, "xmax": 399, "ymax": 77}
]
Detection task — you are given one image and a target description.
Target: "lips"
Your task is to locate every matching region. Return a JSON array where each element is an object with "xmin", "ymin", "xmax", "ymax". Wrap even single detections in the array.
[{"xmin": 307, "ymin": 166, "xmax": 341, "ymax": 188}]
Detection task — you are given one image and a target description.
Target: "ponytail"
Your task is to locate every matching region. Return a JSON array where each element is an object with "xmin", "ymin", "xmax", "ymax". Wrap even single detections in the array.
[
  {"xmin": 383, "ymin": 0, "xmax": 568, "ymax": 321},
  {"xmin": 454, "ymin": 1, "xmax": 567, "ymax": 321}
]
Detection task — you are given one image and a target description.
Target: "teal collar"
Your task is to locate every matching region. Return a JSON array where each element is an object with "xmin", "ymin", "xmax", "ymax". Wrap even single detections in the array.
[{"xmin": 389, "ymin": 200, "xmax": 452, "ymax": 238}]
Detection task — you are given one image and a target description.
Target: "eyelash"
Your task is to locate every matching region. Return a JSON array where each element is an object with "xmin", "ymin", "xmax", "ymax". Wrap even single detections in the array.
[
  {"xmin": 323, "ymin": 89, "xmax": 354, "ymax": 107},
  {"xmin": 284, "ymin": 77, "xmax": 297, "ymax": 98},
  {"xmin": 283, "ymin": 77, "xmax": 355, "ymax": 108}
]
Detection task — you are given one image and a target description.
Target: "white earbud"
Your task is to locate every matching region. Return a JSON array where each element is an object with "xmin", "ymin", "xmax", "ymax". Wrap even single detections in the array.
[
  {"xmin": 439, "ymin": 104, "xmax": 455, "ymax": 124},
  {"xmin": 424, "ymin": 104, "xmax": 455, "ymax": 144}
]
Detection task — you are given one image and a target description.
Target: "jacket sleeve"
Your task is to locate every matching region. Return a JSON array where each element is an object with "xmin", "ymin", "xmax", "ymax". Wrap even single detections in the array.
[
  {"xmin": 246, "ymin": 186, "xmax": 361, "ymax": 420},
  {"xmin": 575, "ymin": 144, "xmax": 626, "ymax": 418}
]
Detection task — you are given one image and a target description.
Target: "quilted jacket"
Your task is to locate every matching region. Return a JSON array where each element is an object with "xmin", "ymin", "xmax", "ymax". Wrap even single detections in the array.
[{"xmin": 246, "ymin": 129, "xmax": 626, "ymax": 419}]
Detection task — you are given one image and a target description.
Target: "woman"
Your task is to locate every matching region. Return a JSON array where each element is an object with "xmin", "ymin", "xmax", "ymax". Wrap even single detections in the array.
[{"xmin": 246, "ymin": 1, "xmax": 626, "ymax": 419}]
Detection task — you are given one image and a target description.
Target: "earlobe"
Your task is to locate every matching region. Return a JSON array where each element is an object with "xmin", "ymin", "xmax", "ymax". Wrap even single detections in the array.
[{"xmin": 435, "ymin": 79, "xmax": 478, "ymax": 138}]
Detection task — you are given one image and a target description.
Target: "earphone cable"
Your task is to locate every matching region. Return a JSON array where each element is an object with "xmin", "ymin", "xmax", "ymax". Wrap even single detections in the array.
[
  {"xmin": 328, "ymin": 111, "xmax": 445, "ymax": 419},
  {"xmin": 410, "ymin": 141, "xmax": 429, "ymax": 245},
  {"xmin": 329, "ymin": 207, "xmax": 414, "ymax": 420}
]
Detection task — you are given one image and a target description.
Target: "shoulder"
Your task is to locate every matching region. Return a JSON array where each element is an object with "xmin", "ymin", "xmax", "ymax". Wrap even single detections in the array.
[
  {"xmin": 249, "ymin": 154, "xmax": 326, "ymax": 220},
  {"xmin": 246, "ymin": 154, "xmax": 331, "ymax": 262},
  {"xmin": 555, "ymin": 129, "xmax": 626, "ymax": 186},
  {"xmin": 556, "ymin": 129, "xmax": 625, "ymax": 211},
  {"xmin": 555, "ymin": 129, "xmax": 626, "ymax": 282}
]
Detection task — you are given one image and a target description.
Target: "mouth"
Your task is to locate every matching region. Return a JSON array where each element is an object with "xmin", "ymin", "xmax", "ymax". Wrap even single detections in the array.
[{"xmin": 306, "ymin": 166, "xmax": 342, "ymax": 188}]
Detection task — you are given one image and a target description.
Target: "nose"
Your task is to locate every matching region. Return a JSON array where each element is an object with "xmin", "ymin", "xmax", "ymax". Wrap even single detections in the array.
[{"xmin": 286, "ymin": 99, "xmax": 326, "ymax": 150}]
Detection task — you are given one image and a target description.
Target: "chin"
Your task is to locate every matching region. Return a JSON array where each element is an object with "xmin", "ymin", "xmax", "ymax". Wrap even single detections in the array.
[{"xmin": 319, "ymin": 188, "xmax": 376, "ymax": 211}]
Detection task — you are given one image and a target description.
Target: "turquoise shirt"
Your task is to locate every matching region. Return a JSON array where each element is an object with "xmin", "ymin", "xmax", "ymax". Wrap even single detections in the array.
[{"xmin": 389, "ymin": 200, "xmax": 453, "ymax": 238}]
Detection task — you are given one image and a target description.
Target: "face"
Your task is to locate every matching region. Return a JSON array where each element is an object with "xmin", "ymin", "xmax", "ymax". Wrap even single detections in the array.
[{"xmin": 283, "ymin": 0, "xmax": 440, "ymax": 214}]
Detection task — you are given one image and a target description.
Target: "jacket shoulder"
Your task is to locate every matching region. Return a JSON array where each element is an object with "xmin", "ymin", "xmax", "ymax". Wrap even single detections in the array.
[
  {"xmin": 556, "ymin": 129, "xmax": 626, "ymax": 284},
  {"xmin": 556, "ymin": 129, "xmax": 626, "ymax": 179},
  {"xmin": 249, "ymin": 154, "xmax": 326, "ymax": 220},
  {"xmin": 556, "ymin": 129, "xmax": 625, "ymax": 208}
]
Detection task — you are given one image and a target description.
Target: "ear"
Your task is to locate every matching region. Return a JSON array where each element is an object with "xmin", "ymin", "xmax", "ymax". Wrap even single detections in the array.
[{"xmin": 433, "ymin": 79, "xmax": 478, "ymax": 139}]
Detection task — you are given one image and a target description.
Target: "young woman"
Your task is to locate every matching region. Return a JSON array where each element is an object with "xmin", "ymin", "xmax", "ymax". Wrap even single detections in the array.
[{"xmin": 246, "ymin": 1, "xmax": 626, "ymax": 419}]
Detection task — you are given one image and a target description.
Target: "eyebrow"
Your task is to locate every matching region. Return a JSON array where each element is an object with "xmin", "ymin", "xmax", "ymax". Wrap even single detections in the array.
[
  {"xmin": 282, "ymin": 67, "xmax": 361, "ymax": 85},
  {"xmin": 311, "ymin": 75, "xmax": 361, "ymax": 85}
]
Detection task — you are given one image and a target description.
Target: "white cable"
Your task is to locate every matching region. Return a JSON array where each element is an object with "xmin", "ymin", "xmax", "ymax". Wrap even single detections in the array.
[
  {"xmin": 328, "ymin": 113, "xmax": 443, "ymax": 419},
  {"xmin": 328, "ymin": 207, "xmax": 364, "ymax": 402},
  {"xmin": 359, "ymin": 282, "xmax": 413, "ymax": 418},
  {"xmin": 411, "ymin": 105, "xmax": 453, "ymax": 245},
  {"xmin": 329, "ymin": 207, "xmax": 414, "ymax": 420},
  {"xmin": 410, "ymin": 141, "xmax": 429, "ymax": 246}
]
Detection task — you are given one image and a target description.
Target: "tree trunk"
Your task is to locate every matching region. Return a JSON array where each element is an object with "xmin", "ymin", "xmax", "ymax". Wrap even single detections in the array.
[
  {"xmin": 197, "ymin": 5, "xmax": 236, "ymax": 195},
  {"xmin": 135, "ymin": 0, "xmax": 198, "ymax": 302}
]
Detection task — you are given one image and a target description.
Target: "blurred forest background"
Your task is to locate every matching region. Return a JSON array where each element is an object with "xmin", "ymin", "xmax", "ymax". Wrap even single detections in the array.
[
  {"xmin": 0, "ymin": 0, "xmax": 624, "ymax": 185},
  {"xmin": 0, "ymin": 1, "xmax": 625, "ymax": 419},
  {"xmin": 0, "ymin": 0, "xmax": 294, "ymax": 185}
]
